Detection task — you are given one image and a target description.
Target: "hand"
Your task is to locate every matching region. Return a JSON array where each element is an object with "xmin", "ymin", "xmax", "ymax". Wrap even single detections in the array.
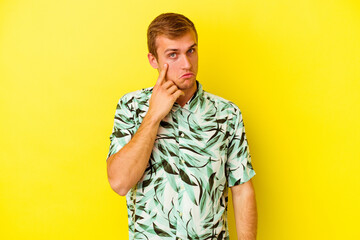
[{"xmin": 147, "ymin": 64, "xmax": 184, "ymax": 122}]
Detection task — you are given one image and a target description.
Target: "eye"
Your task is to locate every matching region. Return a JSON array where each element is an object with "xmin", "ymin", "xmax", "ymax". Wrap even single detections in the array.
[
  {"xmin": 188, "ymin": 48, "xmax": 195, "ymax": 54},
  {"xmin": 169, "ymin": 52, "xmax": 177, "ymax": 58}
]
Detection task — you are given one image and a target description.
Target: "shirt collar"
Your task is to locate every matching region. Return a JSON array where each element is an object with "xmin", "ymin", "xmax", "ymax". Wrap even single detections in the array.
[{"xmin": 172, "ymin": 81, "xmax": 203, "ymax": 113}]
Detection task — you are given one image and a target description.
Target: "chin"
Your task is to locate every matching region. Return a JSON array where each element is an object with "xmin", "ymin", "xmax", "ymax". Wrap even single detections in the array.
[{"xmin": 177, "ymin": 78, "xmax": 196, "ymax": 90}]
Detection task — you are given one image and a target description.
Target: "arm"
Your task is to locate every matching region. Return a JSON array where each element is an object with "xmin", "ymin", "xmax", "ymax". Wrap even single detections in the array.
[
  {"xmin": 106, "ymin": 112, "xmax": 160, "ymax": 196},
  {"xmin": 107, "ymin": 64, "xmax": 184, "ymax": 196},
  {"xmin": 231, "ymin": 179, "xmax": 257, "ymax": 240}
]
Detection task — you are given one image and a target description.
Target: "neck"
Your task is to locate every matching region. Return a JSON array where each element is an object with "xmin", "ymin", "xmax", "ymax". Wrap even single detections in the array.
[{"xmin": 176, "ymin": 82, "xmax": 197, "ymax": 107}]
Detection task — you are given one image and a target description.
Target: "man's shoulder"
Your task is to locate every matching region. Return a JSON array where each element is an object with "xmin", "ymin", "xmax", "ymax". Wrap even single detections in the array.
[
  {"xmin": 202, "ymin": 90, "xmax": 241, "ymax": 112},
  {"xmin": 118, "ymin": 87, "xmax": 153, "ymax": 103}
]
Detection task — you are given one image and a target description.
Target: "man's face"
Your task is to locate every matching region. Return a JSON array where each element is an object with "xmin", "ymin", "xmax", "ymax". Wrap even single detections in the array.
[{"xmin": 150, "ymin": 30, "xmax": 198, "ymax": 91}]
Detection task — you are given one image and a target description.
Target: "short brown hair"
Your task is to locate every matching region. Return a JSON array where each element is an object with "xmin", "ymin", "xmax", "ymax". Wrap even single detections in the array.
[{"xmin": 147, "ymin": 13, "xmax": 198, "ymax": 59}]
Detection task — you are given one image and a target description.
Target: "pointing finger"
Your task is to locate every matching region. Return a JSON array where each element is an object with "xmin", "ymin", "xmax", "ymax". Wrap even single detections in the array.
[{"xmin": 156, "ymin": 63, "xmax": 168, "ymax": 86}]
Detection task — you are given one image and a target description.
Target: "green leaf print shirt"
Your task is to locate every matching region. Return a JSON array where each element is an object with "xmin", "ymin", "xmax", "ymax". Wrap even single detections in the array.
[{"xmin": 108, "ymin": 81, "xmax": 256, "ymax": 240}]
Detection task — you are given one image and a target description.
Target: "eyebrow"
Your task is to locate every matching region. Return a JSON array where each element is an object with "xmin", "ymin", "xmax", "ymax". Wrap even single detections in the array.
[{"xmin": 164, "ymin": 43, "xmax": 197, "ymax": 54}]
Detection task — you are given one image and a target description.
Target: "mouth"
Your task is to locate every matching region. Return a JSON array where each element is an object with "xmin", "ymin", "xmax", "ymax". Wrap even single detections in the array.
[{"xmin": 180, "ymin": 72, "xmax": 195, "ymax": 79}]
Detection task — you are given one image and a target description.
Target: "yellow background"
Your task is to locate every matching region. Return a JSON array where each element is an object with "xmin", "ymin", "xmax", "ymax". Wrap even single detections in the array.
[{"xmin": 1, "ymin": 0, "xmax": 359, "ymax": 239}]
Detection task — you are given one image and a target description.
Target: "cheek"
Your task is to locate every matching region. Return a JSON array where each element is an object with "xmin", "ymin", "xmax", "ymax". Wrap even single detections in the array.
[
  {"xmin": 191, "ymin": 55, "xmax": 198, "ymax": 65},
  {"xmin": 167, "ymin": 61, "xmax": 180, "ymax": 73},
  {"xmin": 166, "ymin": 66, "xmax": 175, "ymax": 80},
  {"xmin": 166, "ymin": 65, "xmax": 181, "ymax": 82}
]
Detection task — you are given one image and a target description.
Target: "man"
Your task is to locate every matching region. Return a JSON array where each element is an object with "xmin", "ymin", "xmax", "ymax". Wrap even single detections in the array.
[{"xmin": 107, "ymin": 13, "xmax": 257, "ymax": 240}]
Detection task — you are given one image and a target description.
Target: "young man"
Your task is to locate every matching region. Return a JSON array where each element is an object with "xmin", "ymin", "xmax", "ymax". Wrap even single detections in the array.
[{"xmin": 107, "ymin": 13, "xmax": 257, "ymax": 240}]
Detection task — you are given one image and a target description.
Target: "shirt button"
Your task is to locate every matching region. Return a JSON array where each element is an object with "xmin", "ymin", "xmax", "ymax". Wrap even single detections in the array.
[
  {"xmin": 179, "ymin": 212, "xmax": 183, "ymax": 217},
  {"xmin": 180, "ymin": 185, "xmax": 185, "ymax": 190},
  {"xmin": 182, "ymin": 160, "xmax": 185, "ymax": 164},
  {"xmin": 180, "ymin": 132, "xmax": 184, "ymax": 137}
]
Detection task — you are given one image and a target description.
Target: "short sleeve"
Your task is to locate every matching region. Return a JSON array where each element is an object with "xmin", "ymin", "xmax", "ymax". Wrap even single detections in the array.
[
  {"xmin": 226, "ymin": 107, "xmax": 256, "ymax": 187},
  {"xmin": 107, "ymin": 95, "xmax": 138, "ymax": 160}
]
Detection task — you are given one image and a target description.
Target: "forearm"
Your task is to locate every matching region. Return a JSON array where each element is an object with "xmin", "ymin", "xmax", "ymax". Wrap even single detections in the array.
[
  {"xmin": 107, "ymin": 63, "xmax": 184, "ymax": 196},
  {"xmin": 232, "ymin": 181, "xmax": 258, "ymax": 240},
  {"xmin": 107, "ymin": 112, "xmax": 161, "ymax": 196}
]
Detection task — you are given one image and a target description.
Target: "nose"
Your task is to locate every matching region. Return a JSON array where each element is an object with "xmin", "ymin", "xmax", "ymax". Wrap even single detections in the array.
[{"xmin": 181, "ymin": 54, "xmax": 192, "ymax": 69}]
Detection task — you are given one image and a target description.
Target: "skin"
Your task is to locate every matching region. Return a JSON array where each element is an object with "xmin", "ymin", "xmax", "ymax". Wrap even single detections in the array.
[
  {"xmin": 231, "ymin": 180, "xmax": 258, "ymax": 240},
  {"xmin": 107, "ymin": 29, "xmax": 257, "ymax": 239},
  {"xmin": 148, "ymin": 30, "xmax": 198, "ymax": 107}
]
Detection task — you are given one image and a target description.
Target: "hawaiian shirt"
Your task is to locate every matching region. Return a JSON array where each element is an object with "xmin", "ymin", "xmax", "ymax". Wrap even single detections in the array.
[{"xmin": 107, "ymin": 81, "xmax": 256, "ymax": 240}]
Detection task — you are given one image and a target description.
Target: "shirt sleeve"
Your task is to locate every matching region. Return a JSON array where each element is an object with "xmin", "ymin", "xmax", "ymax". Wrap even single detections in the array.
[
  {"xmin": 107, "ymin": 95, "xmax": 138, "ymax": 160},
  {"xmin": 226, "ymin": 106, "xmax": 256, "ymax": 187}
]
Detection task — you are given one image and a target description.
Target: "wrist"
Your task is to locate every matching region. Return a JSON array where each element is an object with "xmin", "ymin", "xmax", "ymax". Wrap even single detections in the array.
[{"xmin": 144, "ymin": 111, "xmax": 162, "ymax": 126}]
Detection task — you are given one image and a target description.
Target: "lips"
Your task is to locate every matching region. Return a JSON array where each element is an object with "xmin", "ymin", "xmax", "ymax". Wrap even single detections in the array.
[{"xmin": 180, "ymin": 72, "xmax": 194, "ymax": 78}]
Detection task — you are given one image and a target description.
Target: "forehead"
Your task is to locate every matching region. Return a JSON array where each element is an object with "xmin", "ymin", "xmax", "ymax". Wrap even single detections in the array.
[{"xmin": 155, "ymin": 30, "xmax": 197, "ymax": 54}]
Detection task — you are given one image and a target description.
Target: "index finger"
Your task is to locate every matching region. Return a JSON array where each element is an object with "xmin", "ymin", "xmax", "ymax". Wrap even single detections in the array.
[{"xmin": 156, "ymin": 63, "xmax": 168, "ymax": 86}]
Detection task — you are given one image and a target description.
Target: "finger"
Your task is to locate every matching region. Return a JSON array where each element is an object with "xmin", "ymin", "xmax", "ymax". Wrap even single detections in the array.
[
  {"xmin": 163, "ymin": 80, "xmax": 175, "ymax": 89},
  {"xmin": 167, "ymin": 85, "xmax": 179, "ymax": 94},
  {"xmin": 156, "ymin": 63, "xmax": 168, "ymax": 86},
  {"xmin": 172, "ymin": 89, "xmax": 185, "ymax": 100}
]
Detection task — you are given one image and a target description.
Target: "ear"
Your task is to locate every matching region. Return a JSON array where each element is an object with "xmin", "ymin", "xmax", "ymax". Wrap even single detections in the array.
[{"xmin": 147, "ymin": 53, "xmax": 159, "ymax": 69}]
